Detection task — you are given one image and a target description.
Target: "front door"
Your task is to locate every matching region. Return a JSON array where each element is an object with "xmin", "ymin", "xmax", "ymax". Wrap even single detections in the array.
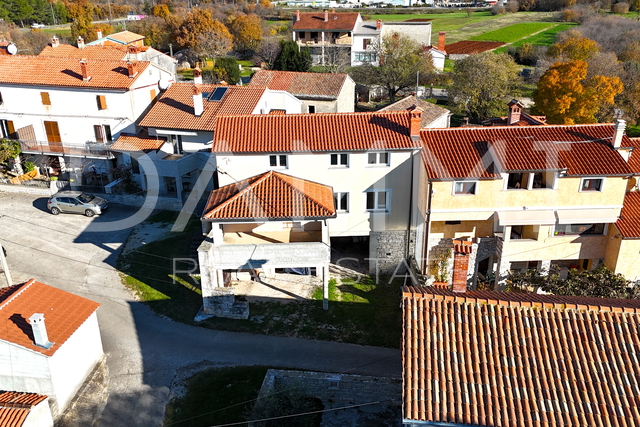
[{"xmin": 44, "ymin": 121, "xmax": 62, "ymax": 150}]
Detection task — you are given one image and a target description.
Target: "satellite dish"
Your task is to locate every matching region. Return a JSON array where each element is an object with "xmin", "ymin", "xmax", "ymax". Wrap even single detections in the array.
[
  {"xmin": 158, "ymin": 77, "xmax": 171, "ymax": 91},
  {"xmin": 6, "ymin": 44, "xmax": 17, "ymax": 55}
]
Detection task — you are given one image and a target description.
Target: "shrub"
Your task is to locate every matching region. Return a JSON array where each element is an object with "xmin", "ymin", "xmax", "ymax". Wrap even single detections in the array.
[
  {"xmin": 507, "ymin": 0, "xmax": 520, "ymax": 12},
  {"xmin": 612, "ymin": 1, "xmax": 630, "ymax": 13},
  {"xmin": 491, "ymin": 4, "xmax": 507, "ymax": 14},
  {"xmin": 24, "ymin": 161, "xmax": 35, "ymax": 172}
]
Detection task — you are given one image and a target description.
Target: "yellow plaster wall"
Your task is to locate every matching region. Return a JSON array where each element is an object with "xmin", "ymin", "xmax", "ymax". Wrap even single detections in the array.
[
  {"xmin": 605, "ymin": 225, "xmax": 640, "ymax": 280},
  {"xmin": 429, "ymin": 220, "xmax": 493, "ymax": 239},
  {"xmin": 430, "ymin": 177, "xmax": 628, "ymax": 216}
]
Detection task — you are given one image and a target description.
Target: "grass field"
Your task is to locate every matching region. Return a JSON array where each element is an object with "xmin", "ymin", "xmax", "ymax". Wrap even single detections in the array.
[
  {"xmin": 371, "ymin": 11, "xmax": 498, "ymax": 32},
  {"xmin": 493, "ymin": 23, "xmax": 577, "ymax": 52},
  {"xmin": 469, "ymin": 22, "xmax": 553, "ymax": 43}
]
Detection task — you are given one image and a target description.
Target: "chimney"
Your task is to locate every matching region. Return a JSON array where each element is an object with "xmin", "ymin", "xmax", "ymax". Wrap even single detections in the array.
[
  {"xmin": 296, "ymin": 10, "xmax": 300, "ymax": 21},
  {"xmin": 451, "ymin": 240, "xmax": 472, "ymax": 293},
  {"xmin": 127, "ymin": 45, "xmax": 139, "ymax": 60},
  {"xmin": 376, "ymin": 19, "xmax": 382, "ymax": 30},
  {"xmin": 409, "ymin": 108, "xmax": 422, "ymax": 139},
  {"xmin": 29, "ymin": 313, "xmax": 53, "ymax": 349},
  {"xmin": 438, "ymin": 31, "xmax": 446, "ymax": 51},
  {"xmin": 51, "ymin": 36, "xmax": 59, "ymax": 48},
  {"xmin": 80, "ymin": 59, "xmax": 91, "ymax": 82},
  {"xmin": 324, "ymin": 10, "xmax": 328, "ymax": 21},
  {"xmin": 77, "ymin": 36, "xmax": 84, "ymax": 49},
  {"xmin": 127, "ymin": 61, "xmax": 137, "ymax": 78},
  {"xmin": 96, "ymin": 30, "xmax": 103, "ymax": 39},
  {"xmin": 193, "ymin": 67, "xmax": 203, "ymax": 84},
  {"xmin": 193, "ymin": 85, "xmax": 203, "ymax": 117},
  {"xmin": 613, "ymin": 119, "xmax": 626, "ymax": 148},
  {"xmin": 507, "ymin": 99, "xmax": 522, "ymax": 125}
]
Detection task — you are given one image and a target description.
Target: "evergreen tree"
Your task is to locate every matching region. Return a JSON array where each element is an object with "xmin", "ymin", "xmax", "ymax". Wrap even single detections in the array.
[{"xmin": 273, "ymin": 40, "xmax": 311, "ymax": 72}]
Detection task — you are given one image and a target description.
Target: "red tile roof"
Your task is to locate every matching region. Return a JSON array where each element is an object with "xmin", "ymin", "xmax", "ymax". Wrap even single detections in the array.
[
  {"xmin": 110, "ymin": 130, "xmax": 166, "ymax": 152},
  {"xmin": 293, "ymin": 11, "xmax": 360, "ymax": 31},
  {"xmin": 403, "ymin": 286, "xmax": 640, "ymax": 427},
  {"xmin": 445, "ymin": 40, "xmax": 505, "ymax": 55},
  {"xmin": 203, "ymin": 171, "xmax": 336, "ymax": 220},
  {"xmin": 484, "ymin": 113, "xmax": 548, "ymax": 127},
  {"xmin": 626, "ymin": 137, "xmax": 640, "ymax": 173},
  {"xmin": 0, "ymin": 392, "xmax": 49, "ymax": 427},
  {"xmin": 0, "ymin": 55, "xmax": 150, "ymax": 90},
  {"xmin": 39, "ymin": 44, "xmax": 129, "ymax": 61},
  {"xmin": 0, "ymin": 408, "xmax": 29, "ymax": 427},
  {"xmin": 0, "ymin": 279, "xmax": 100, "ymax": 356},
  {"xmin": 249, "ymin": 70, "xmax": 350, "ymax": 99},
  {"xmin": 139, "ymin": 83, "xmax": 266, "ymax": 131},
  {"xmin": 616, "ymin": 191, "xmax": 640, "ymax": 238},
  {"xmin": 0, "ymin": 392, "xmax": 47, "ymax": 406},
  {"xmin": 379, "ymin": 95, "xmax": 449, "ymax": 128},
  {"xmin": 421, "ymin": 124, "xmax": 633, "ymax": 179},
  {"xmin": 106, "ymin": 31, "xmax": 145, "ymax": 44},
  {"xmin": 213, "ymin": 111, "xmax": 421, "ymax": 153}
]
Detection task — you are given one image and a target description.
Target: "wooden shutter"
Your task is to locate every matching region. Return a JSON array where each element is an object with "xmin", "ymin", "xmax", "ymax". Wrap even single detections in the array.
[
  {"xmin": 6, "ymin": 120, "xmax": 14, "ymax": 138},
  {"xmin": 94, "ymin": 125, "xmax": 105, "ymax": 143},
  {"xmin": 150, "ymin": 89, "xmax": 157, "ymax": 102},
  {"xmin": 40, "ymin": 92, "xmax": 51, "ymax": 106},
  {"xmin": 44, "ymin": 121, "xmax": 61, "ymax": 143},
  {"xmin": 96, "ymin": 95, "xmax": 107, "ymax": 110}
]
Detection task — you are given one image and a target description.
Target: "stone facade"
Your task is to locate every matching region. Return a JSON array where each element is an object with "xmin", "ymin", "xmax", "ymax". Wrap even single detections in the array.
[{"xmin": 369, "ymin": 230, "xmax": 414, "ymax": 276}]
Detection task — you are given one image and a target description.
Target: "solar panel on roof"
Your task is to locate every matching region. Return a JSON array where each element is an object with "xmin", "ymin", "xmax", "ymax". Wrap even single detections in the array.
[{"xmin": 208, "ymin": 87, "xmax": 229, "ymax": 102}]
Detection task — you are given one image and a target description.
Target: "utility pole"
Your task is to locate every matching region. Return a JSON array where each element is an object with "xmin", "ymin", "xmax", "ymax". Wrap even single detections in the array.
[{"xmin": 0, "ymin": 243, "xmax": 12, "ymax": 288}]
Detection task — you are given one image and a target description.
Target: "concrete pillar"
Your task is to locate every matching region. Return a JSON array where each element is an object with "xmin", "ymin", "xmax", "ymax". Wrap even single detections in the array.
[
  {"xmin": 540, "ymin": 260, "xmax": 551, "ymax": 274},
  {"xmin": 323, "ymin": 264, "xmax": 329, "ymax": 310}
]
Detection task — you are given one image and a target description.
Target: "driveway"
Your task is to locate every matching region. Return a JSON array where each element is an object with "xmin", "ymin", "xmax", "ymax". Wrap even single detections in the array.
[{"xmin": 0, "ymin": 192, "xmax": 401, "ymax": 427}]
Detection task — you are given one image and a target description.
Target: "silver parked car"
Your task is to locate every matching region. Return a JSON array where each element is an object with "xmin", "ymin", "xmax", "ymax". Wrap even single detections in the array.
[{"xmin": 47, "ymin": 191, "xmax": 108, "ymax": 217}]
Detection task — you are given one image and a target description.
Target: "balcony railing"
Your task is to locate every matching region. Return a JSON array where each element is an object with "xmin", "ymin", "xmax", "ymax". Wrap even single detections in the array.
[{"xmin": 18, "ymin": 139, "xmax": 114, "ymax": 159}]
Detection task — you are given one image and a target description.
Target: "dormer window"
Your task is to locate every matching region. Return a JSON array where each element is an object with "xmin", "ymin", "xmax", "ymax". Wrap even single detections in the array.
[
  {"xmin": 506, "ymin": 172, "xmax": 555, "ymax": 190},
  {"xmin": 580, "ymin": 177, "xmax": 603, "ymax": 192}
]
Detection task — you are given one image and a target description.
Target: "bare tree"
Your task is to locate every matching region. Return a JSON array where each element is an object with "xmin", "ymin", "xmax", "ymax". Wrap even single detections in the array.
[
  {"xmin": 321, "ymin": 46, "xmax": 351, "ymax": 74},
  {"xmin": 194, "ymin": 28, "xmax": 234, "ymax": 60},
  {"xmin": 253, "ymin": 37, "xmax": 282, "ymax": 69}
]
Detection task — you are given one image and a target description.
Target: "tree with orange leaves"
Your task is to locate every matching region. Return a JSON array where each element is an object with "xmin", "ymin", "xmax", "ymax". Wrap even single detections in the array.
[
  {"xmin": 547, "ymin": 33, "xmax": 599, "ymax": 61},
  {"xmin": 533, "ymin": 60, "xmax": 623, "ymax": 124},
  {"xmin": 228, "ymin": 14, "xmax": 263, "ymax": 52}
]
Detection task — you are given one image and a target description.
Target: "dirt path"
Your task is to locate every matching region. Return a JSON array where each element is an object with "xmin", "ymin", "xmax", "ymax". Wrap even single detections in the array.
[{"xmin": 488, "ymin": 22, "xmax": 561, "ymax": 52}]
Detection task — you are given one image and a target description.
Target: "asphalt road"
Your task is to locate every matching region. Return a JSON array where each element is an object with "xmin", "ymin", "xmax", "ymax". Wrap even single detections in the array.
[{"xmin": 0, "ymin": 192, "xmax": 401, "ymax": 427}]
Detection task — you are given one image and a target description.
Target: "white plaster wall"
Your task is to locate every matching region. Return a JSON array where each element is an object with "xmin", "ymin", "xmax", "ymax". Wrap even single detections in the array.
[
  {"xmin": 351, "ymin": 34, "xmax": 378, "ymax": 66},
  {"xmin": 425, "ymin": 112, "xmax": 450, "ymax": 129},
  {"xmin": 217, "ymin": 150, "xmax": 416, "ymax": 235},
  {"xmin": 381, "ymin": 23, "xmax": 432, "ymax": 46},
  {"xmin": 0, "ymin": 341, "xmax": 53, "ymax": 398},
  {"xmin": 253, "ymin": 90, "xmax": 302, "ymax": 114},
  {"xmin": 301, "ymin": 99, "xmax": 338, "ymax": 114},
  {"xmin": 429, "ymin": 50, "xmax": 446, "ymax": 71},
  {"xmin": 47, "ymin": 311, "xmax": 103, "ymax": 415},
  {"xmin": 23, "ymin": 399, "xmax": 54, "ymax": 427},
  {"xmin": 336, "ymin": 77, "xmax": 356, "ymax": 113}
]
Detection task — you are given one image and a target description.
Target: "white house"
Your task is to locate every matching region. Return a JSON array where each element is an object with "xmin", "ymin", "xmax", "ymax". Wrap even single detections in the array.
[
  {"xmin": 114, "ymin": 81, "xmax": 302, "ymax": 200},
  {"xmin": 86, "ymin": 30, "xmax": 146, "ymax": 47},
  {"xmin": 0, "ymin": 53, "xmax": 174, "ymax": 181},
  {"xmin": 207, "ymin": 109, "xmax": 425, "ymax": 276},
  {"xmin": 248, "ymin": 70, "xmax": 356, "ymax": 113},
  {"xmin": 0, "ymin": 391, "xmax": 54, "ymax": 427},
  {"xmin": 0, "ymin": 279, "xmax": 103, "ymax": 418}
]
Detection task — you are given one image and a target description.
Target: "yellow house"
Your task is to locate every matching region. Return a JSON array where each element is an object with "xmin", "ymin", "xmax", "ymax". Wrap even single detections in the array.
[{"xmin": 416, "ymin": 120, "xmax": 637, "ymax": 288}]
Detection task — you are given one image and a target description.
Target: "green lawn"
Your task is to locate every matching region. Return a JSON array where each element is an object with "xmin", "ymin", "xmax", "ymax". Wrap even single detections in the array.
[
  {"xmin": 493, "ymin": 23, "xmax": 577, "ymax": 52},
  {"xmin": 469, "ymin": 22, "xmax": 553, "ymax": 43},
  {"xmin": 371, "ymin": 11, "xmax": 498, "ymax": 32},
  {"xmin": 165, "ymin": 366, "xmax": 269, "ymax": 427}
]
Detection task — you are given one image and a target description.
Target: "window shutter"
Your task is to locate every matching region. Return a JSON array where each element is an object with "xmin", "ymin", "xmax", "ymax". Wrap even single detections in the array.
[
  {"xmin": 94, "ymin": 125, "xmax": 105, "ymax": 143},
  {"xmin": 96, "ymin": 95, "xmax": 107, "ymax": 110},
  {"xmin": 6, "ymin": 120, "xmax": 14, "ymax": 138},
  {"xmin": 41, "ymin": 92, "xmax": 51, "ymax": 105}
]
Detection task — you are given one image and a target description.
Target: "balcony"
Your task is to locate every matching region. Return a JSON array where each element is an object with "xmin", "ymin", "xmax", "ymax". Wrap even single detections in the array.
[{"xmin": 18, "ymin": 139, "xmax": 114, "ymax": 159}]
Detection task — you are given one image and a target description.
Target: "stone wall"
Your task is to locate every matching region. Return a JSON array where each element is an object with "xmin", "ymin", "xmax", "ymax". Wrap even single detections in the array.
[{"xmin": 369, "ymin": 230, "xmax": 414, "ymax": 276}]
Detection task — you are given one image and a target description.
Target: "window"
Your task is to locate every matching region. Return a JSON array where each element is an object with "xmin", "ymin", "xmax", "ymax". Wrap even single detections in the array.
[
  {"xmin": 269, "ymin": 154, "xmax": 287, "ymax": 168},
  {"xmin": 554, "ymin": 223, "xmax": 605, "ymax": 236},
  {"xmin": 40, "ymin": 92, "xmax": 51, "ymax": 106},
  {"xmin": 363, "ymin": 38, "xmax": 371, "ymax": 49},
  {"xmin": 365, "ymin": 190, "xmax": 389, "ymax": 211},
  {"xmin": 507, "ymin": 172, "xmax": 529, "ymax": 189},
  {"xmin": 44, "ymin": 121, "xmax": 61, "ymax": 143},
  {"xmin": 310, "ymin": 31, "xmax": 318, "ymax": 40},
  {"xmin": 532, "ymin": 172, "xmax": 554, "ymax": 189},
  {"xmin": 453, "ymin": 181, "xmax": 477, "ymax": 195},
  {"xmin": 308, "ymin": 105, "xmax": 316, "ymax": 114},
  {"xmin": 0, "ymin": 120, "xmax": 15, "ymax": 139},
  {"xmin": 354, "ymin": 52, "xmax": 377, "ymax": 63},
  {"xmin": 367, "ymin": 152, "xmax": 390, "ymax": 166},
  {"xmin": 96, "ymin": 95, "xmax": 107, "ymax": 110},
  {"xmin": 0, "ymin": 92, "xmax": 4, "ymax": 105},
  {"xmin": 581, "ymin": 178, "xmax": 603, "ymax": 192},
  {"xmin": 334, "ymin": 192, "xmax": 349, "ymax": 212},
  {"xmin": 93, "ymin": 125, "xmax": 112, "ymax": 143},
  {"xmin": 330, "ymin": 153, "xmax": 348, "ymax": 167}
]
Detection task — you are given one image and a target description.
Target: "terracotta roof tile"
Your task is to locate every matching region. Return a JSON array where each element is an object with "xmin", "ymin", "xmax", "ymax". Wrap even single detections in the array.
[
  {"xmin": 110, "ymin": 130, "xmax": 166, "ymax": 152},
  {"xmin": 293, "ymin": 11, "xmax": 360, "ymax": 31},
  {"xmin": 445, "ymin": 40, "xmax": 505, "ymax": 55},
  {"xmin": 403, "ymin": 286, "xmax": 640, "ymax": 427},
  {"xmin": 0, "ymin": 408, "xmax": 29, "ymax": 427},
  {"xmin": 249, "ymin": 70, "xmax": 349, "ymax": 99},
  {"xmin": 0, "ymin": 55, "xmax": 150, "ymax": 90},
  {"xmin": 626, "ymin": 138, "xmax": 640, "ymax": 173},
  {"xmin": 616, "ymin": 192, "xmax": 640, "ymax": 238},
  {"xmin": 212, "ymin": 111, "xmax": 421, "ymax": 153},
  {"xmin": 421, "ymin": 124, "xmax": 632, "ymax": 179},
  {"xmin": 0, "ymin": 279, "xmax": 100, "ymax": 357},
  {"xmin": 39, "ymin": 44, "xmax": 129, "ymax": 61},
  {"xmin": 484, "ymin": 113, "xmax": 548, "ymax": 126},
  {"xmin": 0, "ymin": 392, "xmax": 47, "ymax": 406},
  {"xmin": 103, "ymin": 31, "xmax": 145, "ymax": 44},
  {"xmin": 139, "ymin": 83, "xmax": 266, "ymax": 131},
  {"xmin": 379, "ymin": 95, "xmax": 449, "ymax": 128},
  {"xmin": 203, "ymin": 171, "xmax": 336, "ymax": 220}
]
